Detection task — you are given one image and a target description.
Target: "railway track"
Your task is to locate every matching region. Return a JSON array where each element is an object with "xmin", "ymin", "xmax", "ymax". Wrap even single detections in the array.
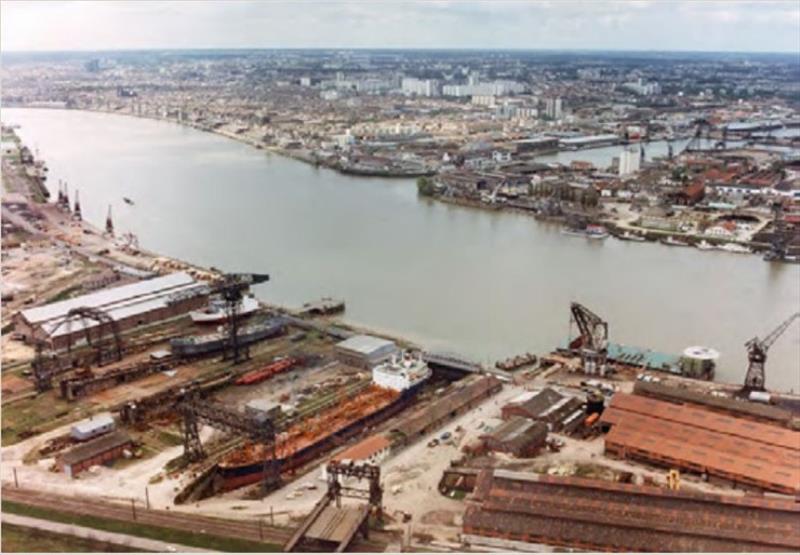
[{"xmin": 2, "ymin": 487, "xmax": 392, "ymax": 552}]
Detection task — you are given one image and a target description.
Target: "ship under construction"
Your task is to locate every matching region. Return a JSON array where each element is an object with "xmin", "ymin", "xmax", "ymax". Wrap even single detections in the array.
[{"xmin": 214, "ymin": 353, "xmax": 432, "ymax": 492}]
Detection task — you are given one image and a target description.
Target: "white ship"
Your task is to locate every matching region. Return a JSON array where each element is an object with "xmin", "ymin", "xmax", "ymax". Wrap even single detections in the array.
[
  {"xmin": 719, "ymin": 243, "xmax": 751, "ymax": 254},
  {"xmin": 190, "ymin": 294, "xmax": 260, "ymax": 324},
  {"xmin": 696, "ymin": 240, "xmax": 718, "ymax": 251},
  {"xmin": 661, "ymin": 236, "xmax": 689, "ymax": 247},
  {"xmin": 372, "ymin": 352, "xmax": 432, "ymax": 392},
  {"xmin": 619, "ymin": 231, "xmax": 646, "ymax": 242}
]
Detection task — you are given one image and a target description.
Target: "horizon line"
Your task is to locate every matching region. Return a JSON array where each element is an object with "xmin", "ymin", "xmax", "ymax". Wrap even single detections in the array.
[{"xmin": 2, "ymin": 46, "xmax": 798, "ymax": 56}]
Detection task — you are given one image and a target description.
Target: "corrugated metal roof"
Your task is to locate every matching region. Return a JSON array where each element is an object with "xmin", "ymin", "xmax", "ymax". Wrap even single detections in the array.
[
  {"xmin": 21, "ymin": 272, "xmax": 200, "ymax": 325},
  {"xmin": 464, "ymin": 469, "xmax": 800, "ymax": 552},
  {"xmin": 60, "ymin": 430, "xmax": 132, "ymax": 465},
  {"xmin": 335, "ymin": 334, "xmax": 396, "ymax": 355},
  {"xmin": 606, "ymin": 393, "xmax": 800, "ymax": 450},
  {"xmin": 70, "ymin": 413, "xmax": 115, "ymax": 436},
  {"xmin": 334, "ymin": 433, "xmax": 391, "ymax": 461},
  {"xmin": 393, "ymin": 375, "xmax": 501, "ymax": 438}
]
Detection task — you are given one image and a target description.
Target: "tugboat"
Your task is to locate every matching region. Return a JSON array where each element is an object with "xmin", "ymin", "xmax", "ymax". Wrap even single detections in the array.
[
  {"xmin": 585, "ymin": 225, "xmax": 609, "ymax": 240},
  {"xmin": 561, "ymin": 224, "xmax": 609, "ymax": 240},
  {"xmin": 618, "ymin": 231, "xmax": 646, "ymax": 242},
  {"xmin": 696, "ymin": 240, "xmax": 717, "ymax": 251},
  {"xmin": 661, "ymin": 236, "xmax": 689, "ymax": 247},
  {"xmin": 719, "ymin": 243, "xmax": 751, "ymax": 254}
]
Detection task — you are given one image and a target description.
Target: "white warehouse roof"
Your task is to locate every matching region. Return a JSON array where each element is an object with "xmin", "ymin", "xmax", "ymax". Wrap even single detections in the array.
[
  {"xmin": 336, "ymin": 334, "xmax": 396, "ymax": 355},
  {"xmin": 20, "ymin": 272, "xmax": 209, "ymax": 337},
  {"xmin": 70, "ymin": 413, "xmax": 115, "ymax": 437}
]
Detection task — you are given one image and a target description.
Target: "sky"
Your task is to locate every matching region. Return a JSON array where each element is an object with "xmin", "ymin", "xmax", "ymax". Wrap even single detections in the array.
[{"xmin": 1, "ymin": 0, "xmax": 799, "ymax": 54}]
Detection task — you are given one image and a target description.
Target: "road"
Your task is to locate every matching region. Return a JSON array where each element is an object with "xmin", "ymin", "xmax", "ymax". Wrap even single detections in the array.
[{"xmin": 1, "ymin": 512, "xmax": 213, "ymax": 552}]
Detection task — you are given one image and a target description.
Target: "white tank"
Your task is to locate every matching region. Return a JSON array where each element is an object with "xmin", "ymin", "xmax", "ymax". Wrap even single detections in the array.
[{"xmin": 680, "ymin": 346, "xmax": 720, "ymax": 379}]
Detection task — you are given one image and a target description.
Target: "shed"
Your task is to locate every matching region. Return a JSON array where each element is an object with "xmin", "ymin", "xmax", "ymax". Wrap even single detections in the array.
[
  {"xmin": 481, "ymin": 418, "xmax": 548, "ymax": 458},
  {"xmin": 70, "ymin": 413, "xmax": 116, "ymax": 441},
  {"xmin": 59, "ymin": 430, "xmax": 132, "ymax": 478},
  {"xmin": 501, "ymin": 388, "xmax": 583, "ymax": 431},
  {"xmin": 334, "ymin": 334, "xmax": 398, "ymax": 369}
]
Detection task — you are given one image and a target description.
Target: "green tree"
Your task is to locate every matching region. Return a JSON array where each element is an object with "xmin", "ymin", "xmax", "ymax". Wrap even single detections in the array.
[{"xmin": 417, "ymin": 177, "xmax": 436, "ymax": 196}]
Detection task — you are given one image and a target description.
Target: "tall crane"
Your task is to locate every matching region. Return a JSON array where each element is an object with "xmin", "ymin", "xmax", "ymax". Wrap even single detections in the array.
[
  {"xmin": 569, "ymin": 302, "xmax": 609, "ymax": 376},
  {"xmin": 211, "ymin": 272, "xmax": 270, "ymax": 364},
  {"xmin": 743, "ymin": 312, "xmax": 800, "ymax": 392}
]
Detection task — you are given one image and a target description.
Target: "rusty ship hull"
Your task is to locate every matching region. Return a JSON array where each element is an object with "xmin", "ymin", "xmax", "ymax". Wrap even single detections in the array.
[{"xmin": 215, "ymin": 382, "xmax": 424, "ymax": 492}]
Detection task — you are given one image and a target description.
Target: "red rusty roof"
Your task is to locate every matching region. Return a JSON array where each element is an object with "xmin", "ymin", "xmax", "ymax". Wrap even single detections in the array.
[
  {"xmin": 605, "ymin": 393, "xmax": 800, "ymax": 451},
  {"xmin": 463, "ymin": 469, "xmax": 800, "ymax": 552},
  {"xmin": 333, "ymin": 433, "xmax": 390, "ymax": 462}
]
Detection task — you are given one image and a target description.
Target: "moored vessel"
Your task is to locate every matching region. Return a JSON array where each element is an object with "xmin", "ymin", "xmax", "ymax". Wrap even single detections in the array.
[
  {"xmin": 661, "ymin": 236, "xmax": 689, "ymax": 247},
  {"xmin": 190, "ymin": 294, "xmax": 260, "ymax": 324},
  {"xmin": 215, "ymin": 352, "xmax": 431, "ymax": 492}
]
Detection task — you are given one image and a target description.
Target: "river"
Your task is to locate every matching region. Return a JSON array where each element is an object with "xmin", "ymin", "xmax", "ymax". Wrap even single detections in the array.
[{"xmin": 5, "ymin": 108, "xmax": 800, "ymax": 391}]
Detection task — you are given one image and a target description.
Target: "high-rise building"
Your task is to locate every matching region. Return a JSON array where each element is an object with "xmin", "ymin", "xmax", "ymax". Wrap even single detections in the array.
[
  {"xmin": 544, "ymin": 97, "xmax": 563, "ymax": 119},
  {"xmin": 619, "ymin": 146, "xmax": 641, "ymax": 176},
  {"xmin": 401, "ymin": 78, "xmax": 441, "ymax": 97}
]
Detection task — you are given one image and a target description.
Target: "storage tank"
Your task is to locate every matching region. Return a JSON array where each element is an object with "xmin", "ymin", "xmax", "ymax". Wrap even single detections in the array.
[{"xmin": 680, "ymin": 346, "xmax": 719, "ymax": 380}]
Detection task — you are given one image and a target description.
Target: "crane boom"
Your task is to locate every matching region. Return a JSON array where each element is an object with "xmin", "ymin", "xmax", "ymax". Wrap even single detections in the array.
[
  {"xmin": 210, "ymin": 272, "xmax": 270, "ymax": 364},
  {"xmin": 569, "ymin": 302, "xmax": 609, "ymax": 376},
  {"xmin": 743, "ymin": 312, "xmax": 800, "ymax": 392}
]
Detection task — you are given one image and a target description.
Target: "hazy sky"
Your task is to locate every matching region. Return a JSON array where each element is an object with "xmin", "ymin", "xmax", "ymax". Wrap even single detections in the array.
[{"xmin": 2, "ymin": 0, "xmax": 799, "ymax": 53}]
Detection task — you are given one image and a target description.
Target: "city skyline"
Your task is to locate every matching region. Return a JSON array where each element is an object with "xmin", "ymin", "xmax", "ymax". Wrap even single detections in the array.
[{"xmin": 2, "ymin": 0, "xmax": 799, "ymax": 54}]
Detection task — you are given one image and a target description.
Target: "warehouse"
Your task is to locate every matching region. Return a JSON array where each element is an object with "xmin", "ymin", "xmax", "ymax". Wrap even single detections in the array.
[
  {"xmin": 600, "ymin": 393, "xmax": 800, "ymax": 494},
  {"xmin": 501, "ymin": 388, "xmax": 583, "ymax": 432},
  {"xmin": 462, "ymin": 469, "xmax": 800, "ymax": 552},
  {"xmin": 15, "ymin": 272, "xmax": 209, "ymax": 350},
  {"xmin": 334, "ymin": 334, "xmax": 398, "ymax": 369},
  {"xmin": 480, "ymin": 417, "xmax": 548, "ymax": 458},
  {"xmin": 391, "ymin": 375, "xmax": 502, "ymax": 444},
  {"xmin": 58, "ymin": 430, "xmax": 133, "ymax": 478},
  {"xmin": 70, "ymin": 413, "xmax": 115, "ymax": 441}
]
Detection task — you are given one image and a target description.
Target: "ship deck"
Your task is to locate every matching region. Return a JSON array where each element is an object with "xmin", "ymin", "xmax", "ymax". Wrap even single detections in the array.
[{"xmin": 221, "ymin": 384, "xmax": 400, "ymax": 466}]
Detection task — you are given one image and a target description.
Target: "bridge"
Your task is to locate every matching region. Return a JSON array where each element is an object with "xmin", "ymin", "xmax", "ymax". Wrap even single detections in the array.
[
  {"xmin": 422, "ymin": 351, "xmax": 512, "ymax": 380},
  {"xmin": 284, "ymin": 461, "xmax": 381, "ymax": 552}
]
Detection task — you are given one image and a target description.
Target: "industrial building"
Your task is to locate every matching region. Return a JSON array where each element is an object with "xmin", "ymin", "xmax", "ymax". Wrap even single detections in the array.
[
  {"xmin": 15, "ymin": 272, "xmax": 209, "ymax": 350},
  {"xmin": 480, "ymin": 417, "xmax": 548, "ymax": 458},
  {"xmin": 462, "ymin": 470, "xmax": 800, "ymax": 552},
  {"xmin": 390, "ymin": 375, "xmax": 502, "ymax": 445},
  {"xmin": 334, "ymin": 335, "xmax": 398, "ymax": 369},
  {"xmin": 70, "ymin": 413, "xmax": 116, "ymax": 441},
  {"xmin": 58, "ymin": 430, "xmax": 133, "ymax": 478},
  {"xmin": 601, "ymin": 393, "xmax": 800, "ymax": 494},
  {"xmin": 501, "ymin": 388, "xmax": 584, "ymax": 433}
]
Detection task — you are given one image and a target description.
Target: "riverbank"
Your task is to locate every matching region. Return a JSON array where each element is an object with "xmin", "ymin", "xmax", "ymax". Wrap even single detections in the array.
[
  {"xmin": 10, "ymin": 104, "xmax": 784, "ymax": 262},
  {"xmin": 6, "ymin": 106, "xmax": 799, "ymax": 390}
]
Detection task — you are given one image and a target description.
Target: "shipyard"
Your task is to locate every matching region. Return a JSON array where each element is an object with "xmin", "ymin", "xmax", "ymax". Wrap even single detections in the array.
[
  {"xmin": 3, "ymin": 118, "xmax": 800, "ymax": 552},
  {"xmin": 2, "ymin": 5, "xmax": 800, "ymax": 553}
]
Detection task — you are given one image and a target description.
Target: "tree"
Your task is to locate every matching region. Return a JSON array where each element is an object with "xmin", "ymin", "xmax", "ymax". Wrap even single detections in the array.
[{"xmin": 417, "ymin": 177, "xmax": 436, "ymax": 196}]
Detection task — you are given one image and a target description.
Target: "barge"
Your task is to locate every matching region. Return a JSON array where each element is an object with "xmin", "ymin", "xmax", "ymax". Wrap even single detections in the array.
[{"xmin": 170, "ymin": 317, "xmax": 287, "ymax": 358}]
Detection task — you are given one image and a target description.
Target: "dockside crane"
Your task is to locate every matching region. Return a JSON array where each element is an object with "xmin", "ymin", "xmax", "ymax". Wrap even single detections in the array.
[
  {"xmin": 742, "ymin": 312, "xmax": 800, "ymax": 392},
  {"xmin": 685, "ymin": 118, "xmax": 713, "ymax": 152},
  {"xmin": 210, "ymin": 272, "xmax": 270, "ymax": 364},
  {"xmin": 569, "ymin": 302, "xmax": 609, "ymax": 376}
]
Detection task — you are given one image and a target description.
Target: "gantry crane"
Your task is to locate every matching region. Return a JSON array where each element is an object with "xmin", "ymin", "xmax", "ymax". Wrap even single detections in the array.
[
  {"xmin": 742, "ymin": 312, "xmax": 800, "ymax": 392},
  {"xmin": 685, "ymin": 118, "xmax": 713, "ymax": 152},
  {"xmin": 211, "ymin": 273, "xmax": 270, "ymax": 364},
  {"xmin": 569, "ymin": 302, "xmax": 609, "ymax": 376}
]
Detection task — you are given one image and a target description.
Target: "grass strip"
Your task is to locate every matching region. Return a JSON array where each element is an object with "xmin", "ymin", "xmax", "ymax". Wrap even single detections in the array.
[
  {"xmin": 2, "ymin": 499, "xmax": 281, "ymax": 552},
  {"xmin": 1, "ymin": 522, "xmax": 144, "ymax": 553}
]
